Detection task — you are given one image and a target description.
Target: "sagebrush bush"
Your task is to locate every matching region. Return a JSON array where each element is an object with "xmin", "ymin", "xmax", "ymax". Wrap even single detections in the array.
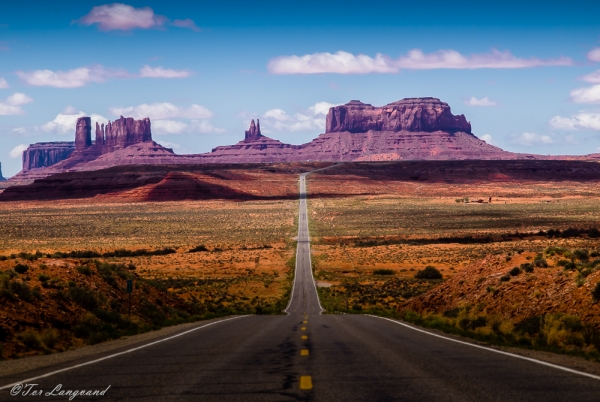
[
  {"xmin": 14, "ymin": 263, "xmax": 29, "ymax": 274},
  {"xmin": 76, "ymin": 266, "xmax": 92, "ymax": 276},
  {"xmin": 18, "ymin": 330, "xmax": 41, "ymax": 349},
  {"xmin": 41, "ymin": 328, "xmax": 58, "ymax": 349},
  {"xmin": 373, "ymin": 269, "xmax": 394, "ymax": 275},
  {"xmin": 415, "ymin": 266, "xmax": 442, "ymax": 280}
]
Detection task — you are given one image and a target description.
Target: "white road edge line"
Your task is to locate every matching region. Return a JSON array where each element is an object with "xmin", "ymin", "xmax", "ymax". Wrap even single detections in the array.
[
  {"xmin": 303, "ymin": 174, "xmax": 325, "ymax": 314},
  {"xmin": 284, "ymin": 176, "xmax": 301, "ymax": 314},
  {"xmin": 0, "ymin": 316, "xmax": 247, "ymax": 390},
  {"xmin": 366, "ymin": 314, "xmax": 600, "ymax": 381}
]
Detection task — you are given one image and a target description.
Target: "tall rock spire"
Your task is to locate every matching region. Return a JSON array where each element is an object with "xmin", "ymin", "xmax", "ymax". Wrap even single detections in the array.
[{"xmin": 244, "ymin": 119, "xmax": 263, "ymax": 142}]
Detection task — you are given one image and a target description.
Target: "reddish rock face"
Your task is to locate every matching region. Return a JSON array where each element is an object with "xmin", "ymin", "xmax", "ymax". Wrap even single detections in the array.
[
  {"xmin": 244, "ymin": 119, "xmax": 263, "ymax": 142},
  {"xmin": 75, "ymin": 117, "xmax": 92, "ymax": 150},
  {"xmin": 98, "ymin": 116, "xmax": 152, "ymax": 151},
  {"xmin": 326, "ymin": 98, "xmax": 471, "ymax": 134},
  {"xmin": 21, "ymin": 142, "xmax": 76, "ymax": 171}
]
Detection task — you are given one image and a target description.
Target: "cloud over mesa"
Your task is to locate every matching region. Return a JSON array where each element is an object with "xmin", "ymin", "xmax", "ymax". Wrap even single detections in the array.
[
  {"xmin": 268, "ymin": 49, "xmax": 573, "ymax": 74},
  {"xmin": 9, "ymin": 144, "xmax": 28, "ymax": 159},
  {"xmin": 514, "ymin": 132, "xmax": 554, "ymax": 146},
  {"xmin": 260, "ymin": 102, "xmax": 339, "ymax": 132},
  {"xmin": 42, "ymin": 107, "xmax": 108, "ymax": 134},
  {"xmin": 77, "ymin": 3, "xmax": 199, "ymax": 31},
  {"xmin": 466, "ymin": 96, "xmax": 497, "ymax": 107},
  {"xmin": 0, "ymin": 92, "xmax": 33, "ymax": 115},
  {"xmin": 550, "ymin": 112, "xmax": 600, "ymax": 131},
  {"xmin": 109, "ymin": 102, "xmax": 223, "ymax": 135},
  {"xmin": 570, "ymin": 84, "xmax": 600, "ymax": 104}
]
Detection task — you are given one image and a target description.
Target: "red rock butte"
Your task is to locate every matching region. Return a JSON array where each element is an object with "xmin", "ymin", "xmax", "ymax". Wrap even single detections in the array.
[{"xmin": 7, "ymin": 97, "xmax": 600, "ymax": 185}]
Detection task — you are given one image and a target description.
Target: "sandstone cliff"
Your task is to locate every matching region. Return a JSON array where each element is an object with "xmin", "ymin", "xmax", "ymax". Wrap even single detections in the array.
[
  {"xmin": 22, "ymin": 142, "xmax": 76, "ymax": 171},
  {"xmin": 326, "ymin": 98, "xmax": 471, "ymax": 134},
  {"xmin": 7, "ymin": 97, "xmax": 600, "ymax": 189},
  {"xmin": 0, "ymin": 162, "xmax": 5, "ymax": 181}
]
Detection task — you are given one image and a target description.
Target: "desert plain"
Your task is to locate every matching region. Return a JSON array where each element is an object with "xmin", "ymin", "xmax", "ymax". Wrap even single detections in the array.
[{"xmin": 2, "ymin": 161, "xmax": 600, "ymax": 360}]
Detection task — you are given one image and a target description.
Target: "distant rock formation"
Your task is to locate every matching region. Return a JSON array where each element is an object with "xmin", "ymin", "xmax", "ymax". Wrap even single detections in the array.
[
  {"xmin": 326, "ymin": 98, "xmax": 471, "ymax": 134},
  {"xmin": 95, "ymin": 116, "xmax": 152, "ymax": 152},
  {"xmin": 22, "ymin": 142, "xmax": 76, "ymax": 171},
  {"xmin": 0, "ymin": 162, "xmax": 5, "ymax": 181},
  {"xmin": 244, "ymin": 119, "xmax": 264, "ymax": 142},
  {"xmin": 7, "ymin": 97, "xmax": 600, "ymax": 189}
]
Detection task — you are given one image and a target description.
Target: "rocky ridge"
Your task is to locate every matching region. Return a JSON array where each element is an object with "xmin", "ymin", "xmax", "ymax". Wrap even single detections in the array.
[{"xmin": 6, "ymin": 97, "xmax": 600, "ymax": 186}]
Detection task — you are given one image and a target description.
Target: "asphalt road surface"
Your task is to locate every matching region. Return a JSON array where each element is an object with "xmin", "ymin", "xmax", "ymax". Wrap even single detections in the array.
[{"xmin": 2, "ymin": 173, "xmax": 600, "ymax": 401}]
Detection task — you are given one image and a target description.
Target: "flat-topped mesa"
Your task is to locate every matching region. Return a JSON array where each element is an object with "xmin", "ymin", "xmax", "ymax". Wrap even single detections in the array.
[
  {"xmin": 244, "ymin": 119, "xmax": 263, "ymax": 142},
  {"xmin": 22, "ymin": 142, "xmax": 76, "ymax": 171},
  {"xmin": 325, "ymin": 97, "xmax": 472, "ymax": 134}
]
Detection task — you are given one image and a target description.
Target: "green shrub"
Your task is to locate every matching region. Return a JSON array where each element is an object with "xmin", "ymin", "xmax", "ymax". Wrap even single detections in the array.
[
  {"xmin": 189, "ymin": 245, "xmax": 209, "ymax": 253},
  {"xmin": 76, "ymin": 266, "xmax": 92, "ymax": 276},
  {"xmin": 534, "ymin": 258, "xmax": 548, "ymax": 268},
  {"xmin": 38, "ymin": 273, "xmax": 50, "ymax": 282},
  {"xmin": 557, "ymin": 259, "xmax": 569, "ymax": 267},
  {"xmin": 10, "ymin": 280, "xmax": 32, "ymax": 301},
  {"xmin": 69, "ymin": 287, "xmax": 99, "ymax": 310},
  {"xmin": 521, "ymin": 263, "xmax": 534, "ymax": 273},
  {"xmin": 509, "ymin": 267, "xmax": 521, "ymax": 276},
  {"xmin": 500, "ymin": 275, "xmax": 510, "ymax": 282},
  {"xmin": 41, "ymin": 329, "xmax": 58, "ymax": 349},
  {"xmin": 574, "ymin": 249, "xmax": 589, "ymax": 262},
  {"xmin": 415, "ymin": 266, "xmax": 442, "ymax": 280},
  {"xmin": 18, "ymin": 330, "xmax": 41, "ymax": 349},
  {"xmin": 14, "ymin": 263, "xmax": 29, "ymax": 274},
  {"xmin": 373, "ymin": 269, "xmax": 394, "ymax": 275}
]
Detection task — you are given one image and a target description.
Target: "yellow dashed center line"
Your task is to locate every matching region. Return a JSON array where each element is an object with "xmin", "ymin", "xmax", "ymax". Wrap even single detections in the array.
[
  {"xmin": 303, "ymin": 320, "xmax": 308, "ymax": 324},
  {"xmin": 301, "ymin": 349, "xmax": 309, "ymax": 356},
  {"xmin": 300, "ymin": 376, "xmax": 313, "ymax": 390},
  {"xmin": 301, "ymin": 327, "xmax": 306, "ymax": 331},
  {"xmin": 302, "ymin": 335, "xmax": 308, "ymax": 340}
]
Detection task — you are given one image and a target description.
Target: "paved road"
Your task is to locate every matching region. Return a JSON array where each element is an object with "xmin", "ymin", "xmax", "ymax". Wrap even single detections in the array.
[{"xmin": 2, "ymin": 173, "xmax": 600, "ymax": 401}]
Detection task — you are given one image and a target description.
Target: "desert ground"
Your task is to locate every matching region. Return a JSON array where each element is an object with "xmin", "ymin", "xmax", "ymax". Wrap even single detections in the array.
[{"xmin": 2, "ymin": 160, "xmax": 600, "ymax": 359}]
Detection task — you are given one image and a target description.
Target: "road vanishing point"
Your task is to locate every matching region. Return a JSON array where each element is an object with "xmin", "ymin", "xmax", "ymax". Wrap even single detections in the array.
[{"xmin": 2, "ymin": 173, "xmax": 600, "ymax": 401}]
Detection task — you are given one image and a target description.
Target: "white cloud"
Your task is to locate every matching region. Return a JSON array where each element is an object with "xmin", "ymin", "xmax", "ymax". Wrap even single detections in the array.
[
  {"xmin": 570, "ymin": 84, "xmax": 600, "ymax": 104},
  {"xmin": 9, "ymin": 144, "xmax": 28, "ymax": 159},
  {"xmin": 0, "ymin": 92, "xmax": 33, "ymax": 115},
  {"xmin": 109, "ymin": 102, "xmax": 223, "ymax": 135},
  {"xmin": 550, "ymin": 111, "xmax": 600, "ymax": 131},
  {"xmin": 139, "ymin": 65, "xmax": 191, "ymax": 78},
  {"xmin": 152, "ymin": 119, "xmax": 188, "ymax": 135},
  {"xmin": 565, "ymin": 134, "xmax": 579, "ymax": 144},
  {"xmin": 77, "ymin": 4, "xmax": 199, "ymax": 32},
  {"xmin": 514, "ymin": 132, "xmax": 554, "ymax": 146},
  {"xmin": 0, "ymin": 78, "xmax": 8, "ymax": 89},
  {"xmin": 12, "ymin": 127, "xmax": 26, "ymax": 134},
  {"xmin": 465, "ymin": 96, "xmax": 497, "ymax": 107},
  {"xmin": 16, "ymin": 64, "xmax": 189, "ymax": 88},
  {"xmin": 268, "ymin": 49, "xmax": 573, "ymax": 74},
  {"xmin": 480, "ymin": 134, "xmax": 494, "ymax": 144},
  {"xmin": 109, "ymin": 102, "xmax": 212, "ymax": 120},
  {"xmin": 261, "ymin": 101, "xmax": 339, "ymax": 132},
  {"xmin": 16, "ymin": 65, "xmax": 127, "ymax": 88},
  {"xmin": 77, "ymin": 3, "xmax": 166, "ymax": 31},
  {"xmin": 152, "ymin": 119, "xmax": 224, "ymax": 135},
  {"xmin": 588, "ymin": 48, "xmax": 600, "ymax": 62},
  {"xmin": 41, "ymin": 109, "xmax": 108, "ymax": 134},
  {"xmin": 581, "ymin": 70, "xmax": 600, "ymax": 84},
  {"xmin": 172, "ymin": 18, "xmax": 200, "ymax": 32}
]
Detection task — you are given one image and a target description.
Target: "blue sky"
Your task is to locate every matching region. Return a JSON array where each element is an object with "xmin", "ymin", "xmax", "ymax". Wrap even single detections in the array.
[{"xmin": 1, "ymin": 0, "xmax": 600, "ymax": 176}]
